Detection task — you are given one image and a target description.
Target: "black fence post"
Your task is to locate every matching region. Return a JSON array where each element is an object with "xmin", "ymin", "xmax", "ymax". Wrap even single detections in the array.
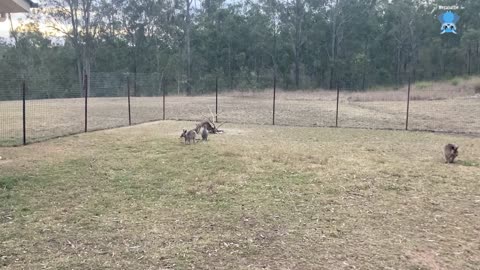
[
  {"xmin": 84, "ymin": 74, "xmax": 88, "ymax": 133},
  {"xmin": 127, "ymin": 76, "xmax": 132, "ymax": 125},
  {"xmin": 273, "ymin": 72, "xmax": 276, "ymax": 125},
  {"xmin": 335, "ymin": 84, "xmax": 340, "ymax": 128},
  {"xmin": 22, "ymin": 80, "xmax": 26, "ymax": 145},
  {"xmin": 162, "ymin": 81, "xmax": 166, "ymax": 120},
  {"xmin": 215, "ymin": 76, "xmax": 218, "ymax": 123},
  {"xmin": 406, "ymin": 76, "xmax": 411, "ymax": 130}
]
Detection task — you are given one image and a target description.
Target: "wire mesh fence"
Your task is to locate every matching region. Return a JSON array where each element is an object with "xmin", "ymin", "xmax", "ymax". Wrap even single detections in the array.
[
  {"xmin": 275, "ymin": 88, "xmax": 338, "ymax": 127},
  {"xmin": 408, "ymin": 81, "xmax": 480, "ymax": 133},
  {"xmin": 25, "ymin": 75, "xmax": 83, "ymax": 143},
  {"xmin": 130, "ymin": 73, "xmax": 164, "ymax": 125},
  {"xmin": 0, "ymin": 75, "xmax": 23, "ymax": 146},
  {"xmin": 336, "ymin": 86, "xmax": 409, "ymax": 130},
  {"xmin": 219, "ymin": 76, "xmax": 274, "ymax": 125},
  {"xmin": 88, "ymin": 72, "xmax": 128, "ymax": 131},
  {"xmin": 1, "ymin": 72, "xmax": 479, "ymax": 147}
]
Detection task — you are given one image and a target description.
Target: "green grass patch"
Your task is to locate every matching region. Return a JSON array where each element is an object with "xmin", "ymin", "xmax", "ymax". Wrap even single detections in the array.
[
  {"xmin": 458, "ymin": 160, "xmax": 479, "ymax": 167},
  {"xmin": 0, "ymin": 175, "xmax": 24, "ymax": 191}
]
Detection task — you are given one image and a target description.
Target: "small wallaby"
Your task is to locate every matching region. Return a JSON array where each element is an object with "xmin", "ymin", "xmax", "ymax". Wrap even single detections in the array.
[
  {"xmin": 443, "ymin": 144, "xmax": 459, "ymax": 163},
  {"xmin": 180, "ymin": 129, "xmax": 197, "ymax": 144},
  {"xmin": 201, "ymin": 127, "xmax": 208, "ymax": 141}
]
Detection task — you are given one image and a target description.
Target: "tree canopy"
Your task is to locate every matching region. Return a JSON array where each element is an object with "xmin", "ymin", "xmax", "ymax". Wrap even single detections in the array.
[{"xmin": 0, "ymin": 0, "xmax": 477, "ymax": 99}]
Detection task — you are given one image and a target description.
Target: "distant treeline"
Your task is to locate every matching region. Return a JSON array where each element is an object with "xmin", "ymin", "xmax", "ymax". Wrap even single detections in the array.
[{"xmin": 1, "ymin": 0, "xmax": 480, "ymax": 100}]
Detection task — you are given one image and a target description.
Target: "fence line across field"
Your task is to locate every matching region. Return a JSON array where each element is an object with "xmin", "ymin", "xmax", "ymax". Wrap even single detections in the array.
[{"xmin": 1, "ymin": 72, "xmax": 479, "ymax": 147}]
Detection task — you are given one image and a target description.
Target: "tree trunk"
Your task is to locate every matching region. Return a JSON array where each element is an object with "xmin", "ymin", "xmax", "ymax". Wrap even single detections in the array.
[
  {"xmin": 228, "ymin": 41, "xmax": 233, "ymax": 89},
  {"xmin": 66, "ymin": 0, "xmax": 84, "ymax": 96},
  {"xmin": 396, "ymin": 47, "xmax": 401, "ymax": 86},
  {"xmin": 467, "ymin": 45, "xmax": 472, "ymax": 76},
  {"xmin": 82, "ymin": 0, "xmax": 93, "ymax": 96},
  {"xmin": 329, "ymin": 37, "xmax": 336, "ymax": 90},
  {"xmin": 476, "ymin": 41, "xmax": 479, "ymax": 74},
  {"xmin": 177, "ymin": 70, "xmax": 181, "ymax": 95},
  {"xmin": 294, "ymin": 49, "xmax": 300, "ymax": 89},
  {"xmin": 77, "ymin": 59, "xmax": 83, "ymax": 95},
  {"xmin": 185, "ymin": 0, "xmax": 192, "ymax": 96},
  {"xmin": 8, "ymin": 13, "xmax": 18, "ymax": 47},
  {"xmin": 255, "ymin": 55, "xmax": 259, "ymax": 86},
  {"xmin": 133, "ymin": 65, "xmax": 137, "ymax": 96},
  {"xmin": 329, "ymin": 0, "xmax": 338, "ymax": 90},
  {"xmin": 361, "ymin": 37, "xmax": 369, "ymax": 91},
  {"xmin": 84, "ymin": 57, "xmax": 91, "ymax": 96},
  {"xmin": 273, "ymin": 3, "xmax": 278, "ymax": 91},
  {"xmin": 294, "ymin": 0, "xmax": 302, "ymax": 89}
]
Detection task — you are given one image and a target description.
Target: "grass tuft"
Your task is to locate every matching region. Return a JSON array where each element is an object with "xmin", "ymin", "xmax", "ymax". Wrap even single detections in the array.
[
  {"xmin": 450, "ymin": 78, "xmax": 461, "ymax": 86},
  {"xmin": 0, "ymin": 176, "xmax": 27, "ymax": 191},
  {"xmin": 458, "ymin": 160, "xmax": 479, "ymax": 167}
]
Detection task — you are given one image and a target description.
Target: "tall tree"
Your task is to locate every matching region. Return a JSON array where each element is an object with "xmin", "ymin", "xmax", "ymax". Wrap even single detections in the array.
[
  {"xmin": 185, "ymin": 0, "xmax": 193, "ymax": 95},
  {"xmin": 43, "ymin": 0, "xmax": 99, "ymax": 94}
]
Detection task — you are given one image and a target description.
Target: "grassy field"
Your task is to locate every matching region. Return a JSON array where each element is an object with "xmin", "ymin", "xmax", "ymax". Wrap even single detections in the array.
[{"xmin": 1, "ymin": 121, "xmax": 479, "ymax": 269}]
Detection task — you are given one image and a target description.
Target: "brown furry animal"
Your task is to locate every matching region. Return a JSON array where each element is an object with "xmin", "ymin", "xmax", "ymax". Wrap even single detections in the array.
[
  {"xmin": 180, "ymin": 129, "xmax": 197, "ymax": 144},
  {"xmin": 443, "ymin": 144, "xmax": 459, "ymax": 163}
]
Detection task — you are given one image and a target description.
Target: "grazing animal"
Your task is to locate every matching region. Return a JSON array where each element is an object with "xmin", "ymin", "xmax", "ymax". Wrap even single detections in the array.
[
  {"xmin": 443, "ymin": 144, "xmax": 459, "ymax": 163},
  {"xmin": 201, "ymin": 127, "xmax": 208, "ymax": 141},
  {"xmin": 180, "ymin": 129, "xmax": 197, "ymax": 144}
]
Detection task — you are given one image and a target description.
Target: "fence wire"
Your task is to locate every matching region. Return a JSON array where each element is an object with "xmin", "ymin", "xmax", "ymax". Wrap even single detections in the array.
[
  {"xmin": 25, "ymin": 75, "xmax": 83, "ymax": 143},
  {"xmin": 409, "ymin": 81, "xmax": 480, "ymax": 133},
  {"xmin": 336, "ymin": 87, "xmax": 409, "ymax": 130},
  {"xmin": 0, "ymin": 76, "xmax": 22, "ymax": 146},
  {"xmin": 217, "ymin": 75, "xmax": 273, "ymax": 125},
  {"xmin": 275, "ymin": 87, "xmax": 337, "ymax": 127},
  {"xmin": 130, "ymin": 73, "xmax": 164, "ymax": 124},
  {"xmin": 1, "ymin": 72, "xmax": 479, "ymax": 147},
  {"xmin": 89, "ymin": 72, "xmax": 129, "ymax": 131}
]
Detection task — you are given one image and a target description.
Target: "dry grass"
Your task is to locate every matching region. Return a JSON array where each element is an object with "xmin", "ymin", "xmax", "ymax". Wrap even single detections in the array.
[
  {"xmin": 1, "ymin": 78, "xmax": 480, "ymax": 146},
  {"xmin": 1, "ymin": 121, "xmax": 479, "ymax": 269}
]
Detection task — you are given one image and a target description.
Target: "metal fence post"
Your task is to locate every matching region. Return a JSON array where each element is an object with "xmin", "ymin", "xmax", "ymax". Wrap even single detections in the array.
[
  {"xmin": 22, "ymin": 80, "xmax": 26, "ymax": 145},
  {"xmin": 406, "ymin": 76, "xmax": 411, "ymax": 130},
  {"xmin": 84, "ymin": 74, "xmax": 88, "ymax": 133},
  {"xmin": 273, "ymin": 72, "xmax": 276, "ymax": 125},
  {"xmin": 335, "ymin": 84, "xmax": 340, "ymax": 128},
  {"xmin": 127, "ymin": 76, "xmax": 132, "ymax": 125},
  {"xmin": 215, "ymin": 76, "xmax": 218, "ymax": 123}
]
